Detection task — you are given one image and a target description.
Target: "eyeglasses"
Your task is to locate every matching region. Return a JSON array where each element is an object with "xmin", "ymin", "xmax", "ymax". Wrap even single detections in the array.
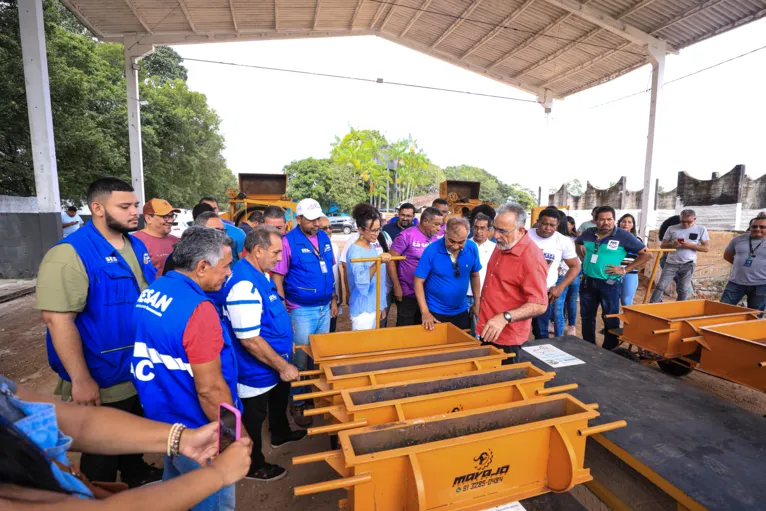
[
  {"xmin": 751, "ymin": 225, "xmax": 766, "ymax": 229},
  {"xmin": 452, "ymin": 258, "xmax": 460, "ymax": 278},
  {"xmin": 151, "ymin": 213, "xmax": 176, "ymax": 221},
  {"xmin": 494, "ymin": 226, "xmax": 518, "ymax": 236},
  {"xmin": 319, "ymin": 226, "xmax": 331, "ymax": 232},
  {"xmin": 364, "ymin": 227, "xmax": 382, "ymax": 234}
]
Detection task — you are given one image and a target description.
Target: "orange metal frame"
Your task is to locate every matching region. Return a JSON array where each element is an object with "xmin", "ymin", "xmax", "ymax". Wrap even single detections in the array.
[
  {"xmin": 305, "ymin": 363, "xmax": 565, "ymax": 436},
  {"xmin": 294, "ymin": 394, "xmax": 625, "ymax": 510},
  {"xmin": 302, "ymin": 323, "xmax": 480, "ymax": 366},
  {"xmin": 293, "ymin": 345, "xmax": 511, "ymax": 405}
]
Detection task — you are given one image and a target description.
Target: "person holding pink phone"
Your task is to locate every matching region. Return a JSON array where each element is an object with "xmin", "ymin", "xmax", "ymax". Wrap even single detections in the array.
[
  {"xmin": 131, "ymin": 227, "xmax": 246, "ymax": 510},
  {"xmin": 0, "ymin": 374, "xmax": 253, "ymax": 510}
]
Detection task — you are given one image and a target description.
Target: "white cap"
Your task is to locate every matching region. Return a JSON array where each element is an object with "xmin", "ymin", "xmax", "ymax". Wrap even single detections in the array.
[{"xmin": 296, "ymin": 198, "xmax": 326, "ymax": 221}]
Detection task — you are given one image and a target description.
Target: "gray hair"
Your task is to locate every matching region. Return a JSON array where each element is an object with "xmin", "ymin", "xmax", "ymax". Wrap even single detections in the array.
[
  {"xmin": 680, "ymin": 209, "xmax": 696, "ymax": 218},
  {"xmin": 194, "ymin": 211, "xmax": 220, "ymax": 227},
  {"xmin": 245, "ymin": 225, "xmax": 282, "ymax": 253},
  {"xmin": 446, "ymin": 216, "xmax": 470, "ymax": 234},
  {"xmin": 472, "ymin": 212, "xmax": 492, "ymax": 228},
  {"xmin": 173, "ymin": 226, "xmax": 234, "ymax": 271},
  {"xmin": 496, "ymin": 202, "xmax": 527, "ymax": 227}
]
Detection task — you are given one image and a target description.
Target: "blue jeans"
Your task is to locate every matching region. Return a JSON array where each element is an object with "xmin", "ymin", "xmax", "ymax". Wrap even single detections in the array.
[
  {"xmin": 290, "ymin": 304, "xmax": 331, "ymax": 406},
  {"xmin": 720, "ymin": 282, "xmax": 766, "ymax": 313},
  {"xmin": 563, "ymin": 274, "xmax": 580, "ymax": 327},
  {"xmin": 164, "ymin": 455, "xmax": 235, "ymax": 511},
  {"xmin": 532, "ymin": 276, "xmax": 567, "ymax": 339},
  {"xmin": 580, "ymin": 276, "xmax": 621, "ymax": 350},
  {"xmin": 621, "ymin": 272, "xmax": 639, "ymax": 306}
]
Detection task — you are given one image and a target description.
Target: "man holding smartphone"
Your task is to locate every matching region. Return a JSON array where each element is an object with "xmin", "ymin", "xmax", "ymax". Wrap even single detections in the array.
[
  {"xmin": 223, "ymin": 226, "xmax": 307, "ymax": 482},
  {"xmin": 650, "ymin": 209, "xmax": 709, "ymax": 303},
  {"xmin": 132, "ymin": 227, "xmax": 243, "ymax": 510}
]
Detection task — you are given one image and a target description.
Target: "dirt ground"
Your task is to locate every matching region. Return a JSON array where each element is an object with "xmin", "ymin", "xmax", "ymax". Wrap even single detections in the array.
[{"xmin": 2, "ymin": 278, "xmax": 765, "ymax": 510}]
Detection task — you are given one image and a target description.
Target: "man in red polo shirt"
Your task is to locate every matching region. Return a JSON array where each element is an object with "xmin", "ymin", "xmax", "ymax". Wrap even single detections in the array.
[{"xmin": 477, "ymin": 202, "xmax": 548, "ymax": 363}]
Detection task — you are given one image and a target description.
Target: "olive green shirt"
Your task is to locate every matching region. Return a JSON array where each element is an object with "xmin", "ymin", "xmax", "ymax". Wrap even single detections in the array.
[{"xmin": 36, "ymin": 236, "xmax": 149, "ymax": 403}]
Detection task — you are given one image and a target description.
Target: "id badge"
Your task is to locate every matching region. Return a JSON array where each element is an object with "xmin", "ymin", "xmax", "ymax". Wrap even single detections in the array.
[
  {"xmin": 744, "ymin": 258, "xmax": 753, "ymax": 267},
  {"xmin": 590, "ymin": 254, "xmax": 598, "ymax": 264},
  {"xmin": 319, "ymin": 260, "xmax": 328, "ymax": 273}
]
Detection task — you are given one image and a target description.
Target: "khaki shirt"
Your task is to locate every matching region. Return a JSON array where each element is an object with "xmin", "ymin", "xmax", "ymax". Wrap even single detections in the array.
[{"xmin": 36, "ymin": 237, "xmax": 150, "ymax": 403}]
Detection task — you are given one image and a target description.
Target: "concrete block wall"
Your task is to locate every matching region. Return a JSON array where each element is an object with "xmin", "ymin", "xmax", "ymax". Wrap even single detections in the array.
[
  {"xmin": 548, "ymin": 165, "xmax": 764, "ymax": 232},
  {"xmin": 0, "ymin": 213, "xmax": 61, "ymax": 278}
]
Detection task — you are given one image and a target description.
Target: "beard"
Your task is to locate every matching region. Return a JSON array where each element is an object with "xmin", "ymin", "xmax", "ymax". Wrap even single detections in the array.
[{"xmin": 105, "ymin": 209, "xmax": 138, "ymax": 234}]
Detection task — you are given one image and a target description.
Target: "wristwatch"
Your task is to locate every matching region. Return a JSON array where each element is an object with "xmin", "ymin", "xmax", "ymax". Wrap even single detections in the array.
[{"xmin": 503, "ymin": 311, "xmax": 513, "ymax": 323}]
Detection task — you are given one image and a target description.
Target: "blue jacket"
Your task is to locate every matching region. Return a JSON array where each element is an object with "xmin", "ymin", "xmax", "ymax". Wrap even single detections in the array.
[
  {"xmin": 46, "ymin": 222, "xmax": 156, "ymax": 388},
  {"xmin": 223, "ymin": 259, "xmax": 293, "ymax": 389},
  {"xmin": 283, "ymin": 228, "xmax": 335, "ymax": 307},
  {"xmin": 132, "ymin": 271, "xmax": 241, "ymax": 428}
]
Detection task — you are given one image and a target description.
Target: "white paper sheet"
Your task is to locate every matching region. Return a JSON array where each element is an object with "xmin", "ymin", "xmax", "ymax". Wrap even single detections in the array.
[{"xmin": 522, "ymin": 344, "xmax": 585, "ymax": 368}]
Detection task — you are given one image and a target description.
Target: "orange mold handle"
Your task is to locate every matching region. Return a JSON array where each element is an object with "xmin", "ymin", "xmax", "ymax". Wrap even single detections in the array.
[{"xmin": 547, "ymin": 424, "xmax": 578, "ymax": 493}]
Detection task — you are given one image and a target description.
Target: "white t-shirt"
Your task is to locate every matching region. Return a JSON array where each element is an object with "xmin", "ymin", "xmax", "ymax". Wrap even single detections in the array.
[
  {"xmin": 224, "ymin": 274, "xmax": 276, "ymax": 399},
  {"xmin": 61, "ymin": 212, "xmax": 83, "ymax": 237},
  {"xmin": 467, "ymin": 239, "xmax": 496, "ymax": 297},
  {"xmin": 527, "ymin": 229, "xmax": 577, "ymax": 288}
]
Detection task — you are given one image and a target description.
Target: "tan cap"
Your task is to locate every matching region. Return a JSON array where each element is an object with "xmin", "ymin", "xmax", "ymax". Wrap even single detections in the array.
[{"xmin": 143, "ymin": 198, "xmax": 181, "ymax": 216}]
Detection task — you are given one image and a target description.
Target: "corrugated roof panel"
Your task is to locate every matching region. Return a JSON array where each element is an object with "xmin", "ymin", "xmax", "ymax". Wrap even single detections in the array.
[{"xmin": 62, "ymin": 0, "xmax": 766, "ymax": 98}]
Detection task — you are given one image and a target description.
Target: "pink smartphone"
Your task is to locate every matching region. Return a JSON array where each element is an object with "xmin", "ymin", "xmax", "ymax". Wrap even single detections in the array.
[{"xmin": 218, "ymin": 403, "xmax": 241, "ymax": 454}]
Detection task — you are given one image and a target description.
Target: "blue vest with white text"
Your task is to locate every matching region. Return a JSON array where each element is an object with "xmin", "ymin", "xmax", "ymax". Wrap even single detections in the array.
[
  {"xmin": 283, "ymin": 228, "xmax": 334, "ymax": 307},
  {"xmin": 131, "ymin": 271, "xmax": 241, "ymax": 428},
  {"xmin": 223, "ymin": 259, "xmax": 293, "ymax": 389},
  {"xmin": 45, "ymin": 222, "xmax": 156, "ymax": 388}
]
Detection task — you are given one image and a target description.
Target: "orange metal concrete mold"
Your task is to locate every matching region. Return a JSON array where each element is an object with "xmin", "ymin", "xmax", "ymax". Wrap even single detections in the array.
[
  {"xmin": 303, "ymin": 323, "xmax": 479, "ymax": 367},
  {"xmin": 698, "ymin": 319, "xmax": 766, "ymax": 392},
  {"xmin": 293, "ymin": 345, "xmax": 510, "ymax": 402},
  {"xmin": 305, "ymin": 363, "xmax": 569, "ymax": 436},
  {"xmin": 613, "ymin": 300, "xmax": 759, "ymax": 357},
  {"xmin": 294, "ymin": 394, "xmax": 625, "ymax": 510}
]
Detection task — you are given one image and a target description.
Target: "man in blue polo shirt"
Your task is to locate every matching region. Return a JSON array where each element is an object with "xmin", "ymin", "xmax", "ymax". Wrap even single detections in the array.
[
  {"xmin": 576, "ymin": 206, "xmax": 650, "ymax": 350},
  {"xmin": 414, "ymin": 217, "xmax": 481, "ymax": 330}
]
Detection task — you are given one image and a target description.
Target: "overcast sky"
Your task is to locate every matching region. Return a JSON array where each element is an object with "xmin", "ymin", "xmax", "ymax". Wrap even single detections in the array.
[{"xmin": 173, "ymin": 17, "xmax": 766, "ymax": 196}]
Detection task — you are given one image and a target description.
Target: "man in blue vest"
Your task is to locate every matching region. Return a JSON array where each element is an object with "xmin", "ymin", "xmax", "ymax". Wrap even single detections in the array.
[
  {"xmin": 223, "ymin": 226, "xmax": 307, "ymax": 482},
  {"xmin": 132, "ymin": 226, "xmax": 249, "ymax": 511},
  {"xmin": 272, "ymin": 198, "xmax": 337, "ymax": 425},
  {"xmin": 36, "ymin": 177, "xmax": 160, "ymax": 487}
]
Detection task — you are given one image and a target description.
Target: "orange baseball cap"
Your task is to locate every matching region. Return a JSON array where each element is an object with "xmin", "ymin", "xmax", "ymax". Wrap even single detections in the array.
[{"xmin": 143, "ymin": 198, "xmax": 181, "ymax": 216}]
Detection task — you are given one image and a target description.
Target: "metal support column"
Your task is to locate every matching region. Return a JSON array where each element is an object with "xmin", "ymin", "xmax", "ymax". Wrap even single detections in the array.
[
  {"xmin": 537, "ymin": 90, "xmax": 554, "ymax": 209},
  {"xmin": 123, "ymin": 35, "xmax": 153, "ymax": 207},
  {"xmin": 18, "ymin": 0, "xmax": 60, "ymax": 213},
  {"xmin": 639, "ymin": 42, "xmax": 666, "ymax": 238}
]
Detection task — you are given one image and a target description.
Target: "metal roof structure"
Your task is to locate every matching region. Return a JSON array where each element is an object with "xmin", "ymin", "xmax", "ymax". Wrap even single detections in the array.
[
  {"xmin": 15, "ymin": 0, "xmax": 765, "ymax": 241},
  {"xmin": 61, "ymin": 0, "xmax": 766, "ymax": 99}
]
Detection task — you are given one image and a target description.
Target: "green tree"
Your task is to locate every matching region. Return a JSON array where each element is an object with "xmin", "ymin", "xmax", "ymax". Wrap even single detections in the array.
[
  {"xmin": 142, "ymin": 46, "xmax": 188, "ymax": 83},
  {"xmin": 0, "ymin": 2, "xmax": 234, "ymax": 207},
  {"xmin": 284, "ymin": 158, "xmax": 366, "ymax": 213},
  {"xmin": 506, "ymin": 183, "xmax": 538, "ymax": 210},
  {"xmin": 443, "ymin": 165, "xmax": 504, "ymax": 204}
]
